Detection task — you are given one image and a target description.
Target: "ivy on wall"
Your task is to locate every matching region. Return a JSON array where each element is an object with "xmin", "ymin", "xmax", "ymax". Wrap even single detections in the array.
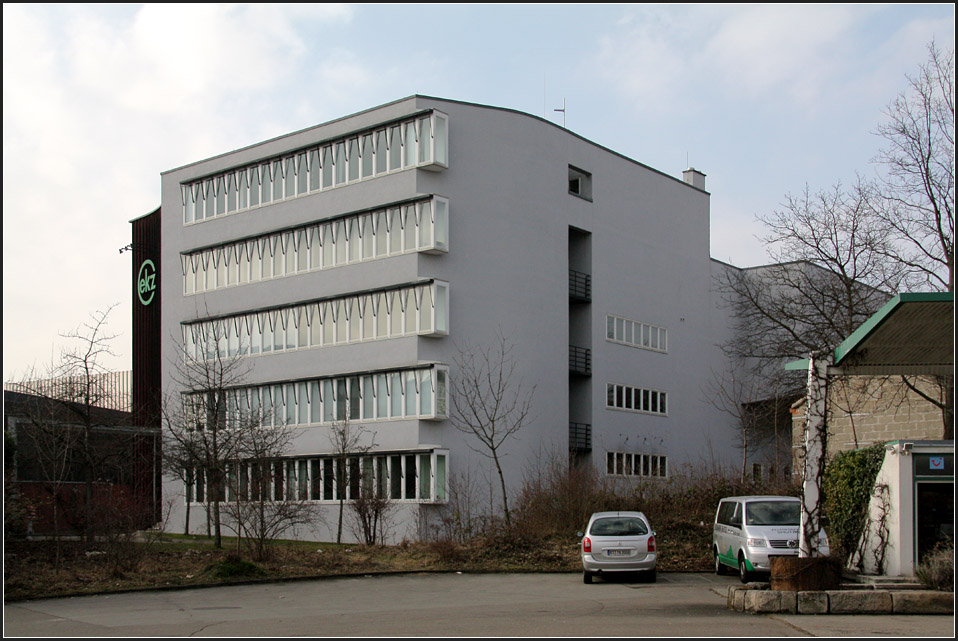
[{"xmin": 822, "ymin": 442, "xmax": 887, "ymax": 566}]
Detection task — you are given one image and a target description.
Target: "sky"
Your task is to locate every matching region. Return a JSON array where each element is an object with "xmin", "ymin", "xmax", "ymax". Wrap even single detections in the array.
[{"xmin": 2, "ymin": 3, "xmax": 954, "ymax": 382}]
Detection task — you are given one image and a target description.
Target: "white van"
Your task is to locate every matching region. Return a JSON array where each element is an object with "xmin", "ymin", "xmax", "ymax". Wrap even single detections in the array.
[{"xmin": 712, "ymin": 495, "xmax": 828, "ymax": 583}]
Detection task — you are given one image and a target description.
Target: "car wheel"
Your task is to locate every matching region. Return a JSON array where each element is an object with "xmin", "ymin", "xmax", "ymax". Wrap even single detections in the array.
[
  {"xmin": 583, "ymin": 571, "xmax": 593, "ymax": 584},
  {"xmin": 644, "ymin": 569, "xmax": 656, "ymax": 583},
  {"xmin": 738, "ymin": 555, "xmax": 753, "ymax": 584},
  {"xmin": 714, "ymin": 549, "xmax": 728, "ymax": 575}
]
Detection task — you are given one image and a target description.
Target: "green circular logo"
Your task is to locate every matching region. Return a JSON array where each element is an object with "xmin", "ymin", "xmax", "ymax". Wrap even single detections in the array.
[{"xmin": 137, "ymin": 259, "xmax": 156, "ymax": 306}]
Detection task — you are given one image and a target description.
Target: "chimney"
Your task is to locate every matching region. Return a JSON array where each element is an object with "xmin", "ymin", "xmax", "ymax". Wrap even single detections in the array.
[{"xmin": 683, "ymin": 167, "xmax": 706, "ymax": 191}]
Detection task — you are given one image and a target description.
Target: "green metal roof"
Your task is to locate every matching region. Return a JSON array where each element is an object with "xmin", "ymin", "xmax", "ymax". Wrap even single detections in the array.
[{"xmin": 785, "ymin": 292, "xmax": 954, "ymax": 376}]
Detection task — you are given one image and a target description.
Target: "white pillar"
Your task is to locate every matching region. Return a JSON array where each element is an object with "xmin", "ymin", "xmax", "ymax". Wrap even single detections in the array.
[{"xmin": 800, "ymin": 352, "xmax": 831, "ymax": 558}]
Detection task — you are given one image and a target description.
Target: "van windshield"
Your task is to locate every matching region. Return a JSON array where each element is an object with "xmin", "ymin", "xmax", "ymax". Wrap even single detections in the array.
[{"xmin": 745, "ymin": 501, "xmax": 800, "ymax": 526}]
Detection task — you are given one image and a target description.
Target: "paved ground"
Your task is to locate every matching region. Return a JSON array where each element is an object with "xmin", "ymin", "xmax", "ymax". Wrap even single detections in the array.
[{"xmin": 4, "ymin": 572, "xmax": 954, "ymax": 637}]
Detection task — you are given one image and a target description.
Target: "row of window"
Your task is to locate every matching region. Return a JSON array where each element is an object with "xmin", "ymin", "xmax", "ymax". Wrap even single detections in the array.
[
  {"xmin": 193, "ymin": 366, "xmax": 448, "ymax": 429},
  {"xmin": 183, "ymin": 281, "xmax": 449, "ymax": 361},
  {"xmin": 182, "ymin": 111, "xmax": 449, "ymax": 225},
  {"xmin": 186, "ymin": 450, "xmax": 447, "ymax": 504},
  {"xmin": 606, "ymin": 451, "xmax": 668, "ymax": 478},
  {"xmin": 607, "ymin": 383, "xmax": 668, "ymax": 415},
  {"xmin": 183, "ymin": 196, "xmax": 449, "ymax": 295},
  {"xmin": 606, "ymin": 314, "xmax": 668, "ymax": 353}
]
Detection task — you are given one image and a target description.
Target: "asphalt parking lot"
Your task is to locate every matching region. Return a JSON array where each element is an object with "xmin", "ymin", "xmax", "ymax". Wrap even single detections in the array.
[{"xmin": 4, "ymin": 572, "xmax": 954, "ymax": 637}]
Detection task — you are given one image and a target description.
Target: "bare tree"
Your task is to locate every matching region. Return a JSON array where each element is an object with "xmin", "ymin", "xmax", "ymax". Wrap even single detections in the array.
[
  {"xmin": 58, "ymin": 305, "xmax": 130, "ymax": 544},
  {"xmin": 434, "ymin": 468, "xmax": 485, "ymax": 543},
  {"xmin": 160, "ymin": 419, "xmax": 200, "ymax": 536},
  {"xmin": 164, "ymin": 320, "xmax": 258, "ymax": 549},
  {"xmin": 719, "ymin": 43, "xmax": 955, "ymax": 558},
  {"xmin": 9, "ymin": 306, "xmax": 144, "ymax": 544},
  {"xmin": 220, "ymin": 426, "xmax": 320, "ymax": 561},
  {"xmin": 706, "ymin": 359, "xmax": 796, "ymax": 482},
  {"xmin": 4, "ymin": 384, "xmax": 81, "ymax": 569},
  {"xmin": 449, "ymin": 333, "xmax": 535, "ymax": 527},
  {"xmin": 328, "ymin": 417, "xmax": 377, "ymax": 543},
  {"xmin": 349, "ymin": 481, "xmax": 396, "ymax": 546},
  {"xmin": 872, "ymin": 42, "xmax": 954, "ymax": 294},
  {"xmin": 869, "ymin": 42, "xmax": 955, "ymax": 436},
  {"xmin": 717, "ymin": 182, "xmax": 898, "ymax": 365},
  {"xmin": 165, "ymin": 317, "xmax": 322, "ymax": 552}
]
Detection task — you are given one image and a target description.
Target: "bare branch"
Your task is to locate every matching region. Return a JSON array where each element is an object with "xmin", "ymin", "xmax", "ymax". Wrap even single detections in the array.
[
  {"xmin": 449, "ymin": 331, "xmax": 536, "ymax": 526},
  {"xmin": 871, "ymin": 42, "xmax": 954, "ymax": 292}
]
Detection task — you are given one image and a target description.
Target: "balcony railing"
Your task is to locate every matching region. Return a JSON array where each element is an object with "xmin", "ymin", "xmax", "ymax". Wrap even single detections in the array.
[
  {"xmin": 569, "ymin": 422, "xmax": 592, "ymax": 452},
  {"xmin": 568, "ymin": 270, "xmax": 591, "ymax": 302},
  {"xmin": 569, "ymin": 345, "xmax": 591, "ymax": 376}
]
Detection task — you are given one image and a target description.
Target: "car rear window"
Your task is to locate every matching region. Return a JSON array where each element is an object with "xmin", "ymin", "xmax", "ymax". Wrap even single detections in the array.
[
  {"xmin": 589, "ymin": 517, "xmax": 648, "ymax": 536},
  {"xmin": 745, "ymin": 501, "xmax": 800, "ymax": 525}
]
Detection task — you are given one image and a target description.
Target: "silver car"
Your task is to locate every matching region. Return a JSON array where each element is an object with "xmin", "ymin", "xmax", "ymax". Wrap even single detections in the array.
[{"xmin": 579, "ymin": 511, "xmax": 657, "ymax": 584}]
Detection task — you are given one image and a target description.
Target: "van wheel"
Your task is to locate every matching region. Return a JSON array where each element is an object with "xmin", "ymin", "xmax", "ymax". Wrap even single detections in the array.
[
  {"xmin": 583, "ymin": 572, "xmax": 593, "ymax": 584},
  {"xmin": 714, "ymin": 549, "xmax": 728, "ymax": 575},
  {"xmin": 644, "ymin": 569, "xmax": 656, "ymax": 583},
  {"xmin": 738, "ymin": 555, "xmax": 753, "ymax": 584}
]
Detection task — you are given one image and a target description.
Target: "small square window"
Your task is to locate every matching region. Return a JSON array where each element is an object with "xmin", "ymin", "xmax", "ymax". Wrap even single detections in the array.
[{"xmin": 568, "ymin": 165, "xmax": 592, "ymax": 201}]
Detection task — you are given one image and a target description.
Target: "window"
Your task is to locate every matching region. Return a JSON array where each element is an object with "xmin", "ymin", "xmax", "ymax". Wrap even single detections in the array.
[
  {"xmin": 202, "ymin": 364, "xmax": 450, "ymax": 429},
  {"xmin": 606, "ymin": 451, "xmax": 668, "ymax": 478},
  {"xmin": 606, "ymin": 314, "xmax": 668, "ymax": 353},
  {"xmin": 568, "ymin": 165, "xmax": 592, "ymax": 201},
  {"xmin": 182, "ymin": 110, "xmax": 450, "ymax": 226},
  {"xmin": 183, "ymin": 280, "xmax": 449, "ymax": 362},
  {"xmin": 606, "ymin": 383, "xmax": 668, "ymax": 416},
  {"xmin": 182, "ymin": 196, "xmax": 449, "ymax": 295}
]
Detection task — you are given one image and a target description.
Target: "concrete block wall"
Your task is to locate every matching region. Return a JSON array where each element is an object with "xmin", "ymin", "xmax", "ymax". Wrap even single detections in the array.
[{"xmin": 791, "ymin": 376, "xmax": 946, "ymax": 473}]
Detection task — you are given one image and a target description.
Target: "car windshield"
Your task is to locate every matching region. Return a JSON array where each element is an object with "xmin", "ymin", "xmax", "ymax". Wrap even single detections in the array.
[
  {"xmin": 745, "ymin": 501, "xmax": 800, "ymax": 525},
  {"xmin": 590, "ymin": 517, "xmax": 648, "ymax": 537}
]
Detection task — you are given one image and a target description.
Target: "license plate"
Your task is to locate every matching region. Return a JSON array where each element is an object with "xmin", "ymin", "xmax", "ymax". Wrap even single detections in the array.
[{"xmin": 606, "ymin": 549, "xmax": 631, "ymax": 557}]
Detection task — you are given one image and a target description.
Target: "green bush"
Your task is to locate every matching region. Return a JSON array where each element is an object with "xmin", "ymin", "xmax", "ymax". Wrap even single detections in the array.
[
  {"xmin": 915, "ymin": 542, "xmax": 954, "ymax": 591},
  {"xmin": 822, "ymin": 443, "xmax": 886, "ymax": 565}
]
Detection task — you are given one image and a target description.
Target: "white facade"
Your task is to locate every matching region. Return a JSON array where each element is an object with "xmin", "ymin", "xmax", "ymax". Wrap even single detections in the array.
[
  {"xmin": 855, "ymin": 441, "xmax": 954, "ymax": 577},
  {"xmin": 159, "ymin": 96, "xmax": 742, "ymax": 542}
]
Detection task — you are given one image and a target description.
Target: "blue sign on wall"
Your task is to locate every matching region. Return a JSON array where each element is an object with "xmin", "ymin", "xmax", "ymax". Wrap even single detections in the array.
[{"xmin": 914, "ymin": 453, "xmax": 953, "ymax": 477}]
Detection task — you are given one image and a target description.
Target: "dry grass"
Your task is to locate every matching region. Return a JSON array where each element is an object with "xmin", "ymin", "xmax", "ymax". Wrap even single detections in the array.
[
  {"xmin": 5, "ymin": 466, "xmax": 788, "ymax": 601},
  {"xmin": 4, "ymin": 529, "xmax": 714, "ymax": 602},
  {"xmin": 915, "ymin": 542, "xmax": 955, "ymax": 592},
  {"xmin": 2, "ymin": 536, "xmax": 576, "ymax": 602}
]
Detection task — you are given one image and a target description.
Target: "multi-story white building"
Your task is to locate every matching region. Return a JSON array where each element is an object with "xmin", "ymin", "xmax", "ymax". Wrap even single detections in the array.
[{"xmin": 156, "ymin": 96, "xmax": 742, "ymax": 542}]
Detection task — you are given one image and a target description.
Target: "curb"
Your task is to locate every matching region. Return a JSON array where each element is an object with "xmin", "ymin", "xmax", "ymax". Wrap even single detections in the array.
[{"xmin": 727, "ymin": 585, "xmax": 954, "ymax": 615}]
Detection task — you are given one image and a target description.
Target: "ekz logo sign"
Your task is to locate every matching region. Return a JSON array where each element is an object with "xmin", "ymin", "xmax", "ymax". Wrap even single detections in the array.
[{"xmin": 138, "ymin": 259, "xmax": 157, "ymax": 306}]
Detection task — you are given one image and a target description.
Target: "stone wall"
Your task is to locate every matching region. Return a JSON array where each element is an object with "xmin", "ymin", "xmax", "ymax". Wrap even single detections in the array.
[{"xmin": 791, "ymin": 376, "xmax": 947, "ymax": 473}]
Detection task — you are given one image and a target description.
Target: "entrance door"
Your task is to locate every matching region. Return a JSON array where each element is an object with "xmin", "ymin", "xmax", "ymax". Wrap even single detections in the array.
[{"xmin": 916, "ymin": 481, "xmax": 954, "ymax": 563}]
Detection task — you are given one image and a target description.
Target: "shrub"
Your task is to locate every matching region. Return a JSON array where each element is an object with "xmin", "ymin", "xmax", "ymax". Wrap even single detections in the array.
[
  {"xmin": 915, "ymin": 542, "xmax": 954, "ymax": 591},
  {"xmin": 822, "ymin": 443, "xmax": 886, "ymax": 566},
  {"xmin": 505, "ymin": 453, "xmax": 800, "ymax": 571},
  {"xmin": 430, "ymin": 539, "xmax": 465, "ymax": 564},
  {"xmin": 209, "ymin": 554, "xmax": 264, "ymax": 579}
]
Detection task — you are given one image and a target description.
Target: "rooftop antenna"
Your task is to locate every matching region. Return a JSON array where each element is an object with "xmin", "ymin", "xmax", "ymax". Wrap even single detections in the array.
[{"xmin": 554, "ymin": 98, "xmax": 566, "ymax": 128}]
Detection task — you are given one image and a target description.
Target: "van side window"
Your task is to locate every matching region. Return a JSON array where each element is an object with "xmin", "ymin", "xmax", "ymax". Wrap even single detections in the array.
[{"xmin": 717, "ymin": 501, "xmax": 735, "ymax": 526}]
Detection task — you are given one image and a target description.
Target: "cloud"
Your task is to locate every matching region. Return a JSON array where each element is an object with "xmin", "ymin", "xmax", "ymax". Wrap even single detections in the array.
[
  {"xmin": 593, "ymin": 5, "xmax": 879, "ymax": 115},
  {"xmin": 62, "ymin": 4, "xmax": 353, "ymax": 115},
  {"xmin": 2, "ymin": 4, "xmax": 359, "ymax": 380}
]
